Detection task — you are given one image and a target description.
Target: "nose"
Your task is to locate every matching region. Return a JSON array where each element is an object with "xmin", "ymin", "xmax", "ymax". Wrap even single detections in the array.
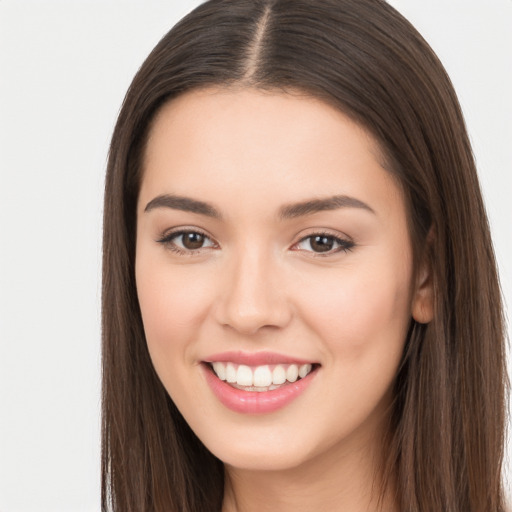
[{"xmin": 214, "ymin": 246, "xmax": 292, "ymax": 335}]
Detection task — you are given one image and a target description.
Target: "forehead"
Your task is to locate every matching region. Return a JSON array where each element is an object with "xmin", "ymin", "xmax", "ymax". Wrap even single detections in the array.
[{"xmin": 139, "ymin": 87, "xmax": 403, "ymax": 219}]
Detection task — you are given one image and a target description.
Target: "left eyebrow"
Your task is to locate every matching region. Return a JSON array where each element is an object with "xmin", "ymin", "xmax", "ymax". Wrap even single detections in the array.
[
  {"xmin": 144, "ymin": 194, "xmax": 222, "ymax": 218},
  {"xmin": 279, "ymin": 195, "xmax": 375, "ymax": 219}
]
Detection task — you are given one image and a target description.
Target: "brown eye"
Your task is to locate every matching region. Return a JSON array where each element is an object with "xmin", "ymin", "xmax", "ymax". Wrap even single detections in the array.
[
  {"xmin": 158, "ymin": 230, "xmax": 216, "ymax": 253},
  {"xmin": 181, "ymin": 232, "xmax": 206, "ymax": 250},
  {"xmin": 310, "ymin": 235, "xmax": 335, "ymax": 252},
  {"xmin": 294, "ymin": 233, "xmax": 354, "ymax": 255}
]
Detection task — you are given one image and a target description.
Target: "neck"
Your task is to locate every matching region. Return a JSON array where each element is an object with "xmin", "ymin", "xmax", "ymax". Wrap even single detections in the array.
[{"xmin": 221, "ymin": 429, "xmax": 398, "ymax": 512}]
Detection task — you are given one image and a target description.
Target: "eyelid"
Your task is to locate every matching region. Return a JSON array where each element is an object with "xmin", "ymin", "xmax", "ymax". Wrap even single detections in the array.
[
  {"xmin": 290, "ymin": 229, "xmax": 355, "ymax": 256},
  {"xmin": 156, "ymin": 225, "xmax": 212, "ymax": 242},
  {"xmin": 156, "ymin": 226, "xmax": 218, "ymax": 255},
  {"xmin": 155, "ymin": 226, "xmax": 354, "ymax": 257}
]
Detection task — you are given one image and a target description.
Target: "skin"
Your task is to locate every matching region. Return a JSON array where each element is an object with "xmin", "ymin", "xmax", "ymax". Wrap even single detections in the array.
[{"xmin": 135, "ymin": 87, "xmax": 433, "ymax": 512}]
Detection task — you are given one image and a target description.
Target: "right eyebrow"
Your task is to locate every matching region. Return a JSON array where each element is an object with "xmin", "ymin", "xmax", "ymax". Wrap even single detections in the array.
[
  {"xmin": 279, "ymin": 195, "xmax": 375, "ymax": 219},
  {"xmin": 144, "ymin": 194, "xmax": 222, "ymax": 219}
]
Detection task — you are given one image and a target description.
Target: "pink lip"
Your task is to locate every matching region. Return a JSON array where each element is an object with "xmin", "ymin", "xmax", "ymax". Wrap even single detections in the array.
[
  {"xmin": 201, "ymin": 363, "xmax": 318, "ymax": 414},
  {"xmin": 204, "ymin": 350, "xmax": 314, "ymax": 366}
]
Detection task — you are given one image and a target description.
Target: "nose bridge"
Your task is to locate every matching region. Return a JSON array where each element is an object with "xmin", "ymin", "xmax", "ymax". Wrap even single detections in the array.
[{"xmin": 216, "ymin": 241, "xmax": 290, "ymax": 334}]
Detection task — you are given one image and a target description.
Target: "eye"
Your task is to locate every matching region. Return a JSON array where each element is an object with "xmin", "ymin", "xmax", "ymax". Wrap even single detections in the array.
[
  {"xmin": 157, "ymin": 229, "xmax": 217, "ymax": 254},
  {"xmin": 293, "ymin": 233, "xmax": 354, "ymax": 255}
]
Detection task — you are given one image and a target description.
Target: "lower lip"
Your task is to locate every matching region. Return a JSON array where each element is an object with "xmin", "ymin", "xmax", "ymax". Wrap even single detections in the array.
[{"xmin": 202, "ymin": 364, "xmax": 318, "ymax": 414}]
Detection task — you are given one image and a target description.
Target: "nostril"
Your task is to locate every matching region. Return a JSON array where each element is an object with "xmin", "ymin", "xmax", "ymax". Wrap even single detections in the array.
[
  {"xmin": 216, "ymin": 301, "xmax": 293, "ymax": 335},
  {"xmin": 213, "ymin": 262, "xmax": 293, "ymax": 333}
]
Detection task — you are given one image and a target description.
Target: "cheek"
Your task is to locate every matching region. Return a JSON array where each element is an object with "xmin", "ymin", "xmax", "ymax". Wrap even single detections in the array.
[
  {"xmin": 296, "ymin": 257, "xmax": 413, "ymax": 362},
  {"xmin": 135, "ymin": 254, "xmax": 217, "ymax": 369},
  {"xmin": 288, "ymin": 256, "xmax": 413, "ymax": 439}
]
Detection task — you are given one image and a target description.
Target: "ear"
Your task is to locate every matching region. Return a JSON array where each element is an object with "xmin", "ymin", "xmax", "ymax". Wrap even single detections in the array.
[{"xmin": 411, "ymin": 233, "xmax": 434, "ymax": 324}]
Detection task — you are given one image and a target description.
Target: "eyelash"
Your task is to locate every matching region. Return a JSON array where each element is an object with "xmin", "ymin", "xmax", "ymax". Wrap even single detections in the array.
[
  {"xmin": 292, "ymin": 231, "xmax": 355, "ymax": 256},
  {"xmin": 156, "ymin": 229, "xmax": 355, "ymax": 257},
  {"xmin": 156, "ymin": 228, "xmax": 217, "ymax": 256}
]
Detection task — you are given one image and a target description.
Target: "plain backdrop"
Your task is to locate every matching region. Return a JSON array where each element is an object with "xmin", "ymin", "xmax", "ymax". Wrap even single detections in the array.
[{"xmin": 0, "ymin": 1, "xmax": 510, "ymax": 510}]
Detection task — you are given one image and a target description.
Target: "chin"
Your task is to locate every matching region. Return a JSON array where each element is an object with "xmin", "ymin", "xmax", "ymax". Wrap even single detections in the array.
[
  {"xmin": 192, "ymin": 418, "xmax": 322, "ymax": 472},
  {"xmin": 212, "ymin": 442, "xmax": 312, "ymax": 472}
]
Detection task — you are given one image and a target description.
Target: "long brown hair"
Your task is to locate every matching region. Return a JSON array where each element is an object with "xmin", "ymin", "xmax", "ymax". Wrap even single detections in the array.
[{"xmin": 101, "ymin": 0, "xmax": 508, "ymax": 510}]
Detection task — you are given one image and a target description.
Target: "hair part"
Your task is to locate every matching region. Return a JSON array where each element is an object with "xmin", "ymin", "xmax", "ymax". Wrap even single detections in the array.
[{"xmin": 102, "ymin": 1, "xmax": 508, "ymax": 510}]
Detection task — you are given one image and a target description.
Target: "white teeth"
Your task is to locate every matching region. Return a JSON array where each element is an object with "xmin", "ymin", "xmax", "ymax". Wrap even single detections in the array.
[
  {"xmin": 272, "ymin": 365, "xmax": 286, "ymax": 385},
  {"xmin": 286, "ymin": 365, "xmax": 299, "ymax": 383},
  {"xmin": 210, "ymin": 361, "xmax": 314, "ymax": 387},
  {"xmin": 226, "ymin": 362, "xmax": 237, "ymax": 383},
  {"xmin": 253, "ymin": 365, "xmax": 272, "ymax": 387},
  {"xmin": 212, "ymin": 362, "xmax": 226, "ymax": 381},
  {"xmin": 299, "ymin": 364, "xmax": 312, "ymax": 378},
  {"xmin": 236, "ymin": 365, "xmax": 253, "ymax": 386}
]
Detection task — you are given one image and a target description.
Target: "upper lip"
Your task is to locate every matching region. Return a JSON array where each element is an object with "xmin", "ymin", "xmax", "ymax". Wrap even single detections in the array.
[{"xmin": 203, "ymin": 350, "xmax": 317, "ymax": 366}]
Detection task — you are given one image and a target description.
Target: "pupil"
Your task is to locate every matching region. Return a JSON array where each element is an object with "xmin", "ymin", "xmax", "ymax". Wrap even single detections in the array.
[
  {"xmin": 183, "ymin": 232, "xmax": 205, "ymax": 250},
  {"xmin": 311, "ymin": 235, "xmax": 334, "ymax": 252}
]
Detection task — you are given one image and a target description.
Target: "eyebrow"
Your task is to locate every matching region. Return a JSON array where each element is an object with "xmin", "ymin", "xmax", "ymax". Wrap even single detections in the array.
[
  {"xmin": 144, "ymin": 193, "xmax": 375, "ymax": 219},
  {"xmin": 144, "ymin": 194, "xmax": 221, "ymax": 218},
  {"xmin": 279, "ymin": 195, "xmax": 375, "ymax": 218}
]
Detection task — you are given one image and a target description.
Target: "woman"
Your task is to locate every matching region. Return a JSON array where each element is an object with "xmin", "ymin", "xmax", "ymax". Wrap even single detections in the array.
[{"xmin": 101, "ymin": 0, "xmax": 508, "ymax": 510}]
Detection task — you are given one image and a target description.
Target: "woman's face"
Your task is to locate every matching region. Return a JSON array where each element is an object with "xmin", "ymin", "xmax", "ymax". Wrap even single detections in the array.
[{"xmin": 136, "ymin": 88, "xmax": 430, "ymax": 471}]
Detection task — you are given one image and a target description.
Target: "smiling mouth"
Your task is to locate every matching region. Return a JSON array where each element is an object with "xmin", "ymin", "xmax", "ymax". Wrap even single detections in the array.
[{"xmin": 205, "ymin": 362, "xmax": 318, "ymax": 392}]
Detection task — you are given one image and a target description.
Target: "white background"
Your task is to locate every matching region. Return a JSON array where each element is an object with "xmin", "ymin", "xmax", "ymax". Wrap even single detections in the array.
[{"xmin": 0, "ymin": 1, "xmax": 510, "ymax": 510}]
